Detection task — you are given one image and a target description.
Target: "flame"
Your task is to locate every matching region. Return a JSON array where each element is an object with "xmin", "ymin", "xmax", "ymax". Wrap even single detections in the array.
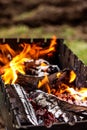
[
  {"xmin": 0, "ymin": 37, "xmax": 57, "ymax": 84},
  {"xmin": 40, "ymin": 62, "xmax": 47, "ymax": 66},
  {"xmin": 78, "ymin": 88, "xmax": 87, "ymax": 100},
  {"xmin": 56, "ymin": 72, "xmax": 61, "ymax": 78},
  {"xmin": 69, "ymin": 70, "xmax": 76, "ymax": 83},
  {"xmin": 39, "ymin": 36, "xmax": 57, "ymax": 56},
  {"xmin": 0, "ymin": 44, "xmax": 15, "ymax": 56},
  {"xmin": 1, "ymin": 45, "xmax": 30, "ymax": 84},
  {"xmin": 38, "ymin": 75, "xmax": 51, "ymax": 94},
  {"xmin": 0, "ymin": 44, "xmax": 15, "ymax": 65},
  {"xmin": 38, "ymin": 69, "xmax": 87, "ymax": 101},
  {"xmin": 1, "ymin": 38, "xmax": 87, "ymax": 103},
  {"xmin": 64, "ymin": 86, "xmax": 87, "ymax": 100},
  {"xmin": 38, "ymin": 75, "xmax": 49, "ymax": 88}
]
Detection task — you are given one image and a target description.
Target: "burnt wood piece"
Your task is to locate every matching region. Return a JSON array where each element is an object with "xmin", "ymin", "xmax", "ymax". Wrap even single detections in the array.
[
  {"xmin": 16, "ymin": 73, "xmax": 42, "ymax": 91},
  {"xmin": 16, "ymin": 68, "xmax": 71, "ymax": 89},
  {"xmin": 59, "ymin": 100, "xmax": 87, "ymax": 118},
  {"xmin": 30, "ymin": 90, "xmax": 87, "ymax": 113},
  {"xmin": 13, "ymin": 84, "xmax": 38, "ymax": 126},
  {"xmin": 24, "ymin": 59, "xmax": 59, "ymax": 76},
  {"xmin": 5, "ymin": 84, "xmax": 33, "ymax": 127},
  {"xmin": 48, "ymin": 68, "xmax": 72, "ymax": 84},
  {"xmin": 29, "ymin": 90, "xmax": 87, "ymax": 125},
  {"xmin": 16, "ymin": 72, "xmax": 58, "ymax": 91}
]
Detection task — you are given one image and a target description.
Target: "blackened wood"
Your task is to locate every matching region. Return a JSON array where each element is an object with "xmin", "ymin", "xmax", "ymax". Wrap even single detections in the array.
[
  {"xmin": 16, "ymin": 69, "xmax": 74, "ymax": 91},
  {"xmin": 5, "ymin": 84, "xmax": 32, "ymax": 126},
  {"xmin": 16, "ymin": 73, "xmax": 42, "ymax": 91},
  {"xmin": 30, "ymin": 90, "xmax": 87, "ymax": 123}
]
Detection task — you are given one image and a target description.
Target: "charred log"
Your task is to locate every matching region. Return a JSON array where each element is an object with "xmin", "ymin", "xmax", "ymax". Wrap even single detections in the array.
[
  {"xmin": 29, "ymin": 90, "xmax": 87, "ymax": 125},
  {"xmin": 5, "ymin": 84, "xmax": 32, "ymax": 126},
  {"xmin": 16, "ymin": 68, "xmax": 76, "ymax": 91},
  {"xmin": 16, "ymin": 73, "xmax": 42, "ymax": 91}
]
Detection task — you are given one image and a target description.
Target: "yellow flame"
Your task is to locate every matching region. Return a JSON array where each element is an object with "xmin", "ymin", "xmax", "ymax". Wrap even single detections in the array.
[
  {"xmin": 38, "ymin": 69, "xmax": 87, "ymax": 101},
  {"xmin": 57, "ymin": 72, "xmax": 61, "ymax": 78},
  {"xmin": 69, "ymin": 70, "xmax": 76, "ymax": 83},
  {"xmin": 0, "ymin": 37, "xmax": 57, "ymax": 84},
  {"xmin": 40, "ymin": 62, "xmax": 47, "ymax": 66},
  {"xmin": 38, "ymin": 75, "xmax": 49, "ymax": 88},
  {"xmin": 38, "ymin": 75, "xmax": 51, "ymax": 94}
]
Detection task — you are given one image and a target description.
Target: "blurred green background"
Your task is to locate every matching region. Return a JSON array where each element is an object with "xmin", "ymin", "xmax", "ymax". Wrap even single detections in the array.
[{"xmin": 0, "ymin": 0, "xmax": 87, "ymax": 64}]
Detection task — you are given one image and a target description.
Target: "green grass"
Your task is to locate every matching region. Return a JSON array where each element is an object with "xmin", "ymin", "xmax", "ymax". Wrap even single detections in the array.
[
  {"xmin": 0, "ymin": 25, "xmax": 87, "ymax": 65},
  {"xmin": 0, "ymin": 25, "xmax": 78, "ymax": 39},
  {"xmin": 65, "ymin": 40, "xmax": 87, "ymax": 65}
]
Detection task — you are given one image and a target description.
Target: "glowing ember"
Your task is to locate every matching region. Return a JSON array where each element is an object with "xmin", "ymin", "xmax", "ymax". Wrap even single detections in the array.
[
  {"xmin": 0, "ymin": 37, "xmax": 57, "ymax": 84},
  {"xmin": 38, "ymin": 70, "xmax": 87, "ymax": 103}
]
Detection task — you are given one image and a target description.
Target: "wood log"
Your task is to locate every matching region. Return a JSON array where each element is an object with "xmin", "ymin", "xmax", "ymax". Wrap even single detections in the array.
[
  {"xmin": 58, "ymin": 99, "xmax": 87, "ymax": 119},
  {"xmin": 29, "ymin": 90, "xmax": 87, "ymax": 125},
  {"xmin": 16, "ymin": 71, "xmax": 58, "ymax": 89},
  {"xmin": 16, "ymin": 68, "xmax": 74, "ymax": 91},
  {"xmin": 16, "ymin": 73, "xmax": 42, "ymax": 91}
]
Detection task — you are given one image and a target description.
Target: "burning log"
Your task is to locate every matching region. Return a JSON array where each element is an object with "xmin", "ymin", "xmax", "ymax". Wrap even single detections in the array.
[
  {"xmin": 16, "ymin": 68, "xmax": 65, "ymax": 86},
  {"xmin": 16, "ymin": 68, "xmax": 76, "ymax": 92},
  {"xmin": 15, "ymin": 71, "xmax": 59, "ymax": 91},
  {"xmin": 38, "ymin": 68, "xmax": 76, "ymax": 87},
  {"xmin": 37, "ymin": 68, "xmax": 87, "ymax": 107},
  {"xmin": 15, "ymin": 67, "xmax": 87, "ymax": 108}
]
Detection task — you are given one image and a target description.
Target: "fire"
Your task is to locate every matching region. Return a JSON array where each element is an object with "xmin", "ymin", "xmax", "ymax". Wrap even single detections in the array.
[
  {"xmin": 63, "ymin": 86, "xmax": 87, "ymax": 100},
  {"xmin": 0, "ymin": 44, "xmax": 15, "ymax": 65},
  {"xmin": 38, "ymin": 70, "xmax": 87, "ymax": 101},
  {"xmin": 38, "ymin": 75, "xmax": 51, "ymax": 94},
  {"xmin": 69, "ymin": 70, "xmax": 76, "ymax": 83},
  {"xmin": 1, "ymin": 37, "xmax": 87, "ymax": 103},
  {"xmin": 0, "ymin": 37, "xmax": 57, "ymax": 84},
  {"xmin": 40, "ymin": 62, "xmax": 47, "ymax": 66},
  {"xmin": 1, "ymin": 44, "xmax": 31, "ymax": 84},
  {"xmin": 39, "ymin": 36, "xmax": 57, "ymax": 56}
]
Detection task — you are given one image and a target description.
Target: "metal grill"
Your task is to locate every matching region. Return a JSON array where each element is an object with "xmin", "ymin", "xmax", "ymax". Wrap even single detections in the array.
[{"xmin": 0, "ymin": 38, "xmax": 87, "ymax": 130}]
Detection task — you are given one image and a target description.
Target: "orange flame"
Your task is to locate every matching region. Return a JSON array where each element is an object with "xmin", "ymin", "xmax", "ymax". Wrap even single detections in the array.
[
  {"xmin": 38, "ymin": 75, "xmax": 51, "ymax": 94},
  {"xmin": 38, "ymin": 69, "xmax": 87, "ymax": 101},
  {"xmin": 38, "ymin": 75, "xmax": 49, "ymax": 88},
  {"xmin": 1, "ymin": 38, "xmax": 87, "ymax": 103},
  {"xmin": 0, "ymin": 37, "xmax": 57, "ymax": 84},
  {"xmin": 64, "ymin": 86, "xmax": 87, "ymax": 100},
  {"xmin": 0, "ymin": 44, "xmax": 15, "ymax": 65}
]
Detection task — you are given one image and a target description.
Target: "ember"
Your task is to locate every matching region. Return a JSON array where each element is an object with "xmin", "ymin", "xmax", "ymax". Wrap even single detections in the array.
[
  {"xmin": 0, "ymin": 38, "xmax": 87, "ymax": 130},
  {"xmin": 38, "ymin": 69, "xmax": 87, "ymax": 106}
]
